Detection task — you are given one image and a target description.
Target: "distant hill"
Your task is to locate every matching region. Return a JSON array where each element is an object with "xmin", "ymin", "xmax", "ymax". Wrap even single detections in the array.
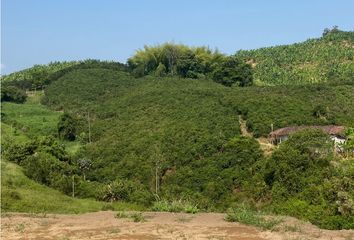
[
  {"xmin": 1, "ymin": 60, "xmax": 126, "ymax": 90},
  {"xmin": 237, "ymin": 30, "xmax": 354, "ymax": 85},
  {"xmin": 1, "ymin": 61, "xmax": 79, "ymax": 89}
]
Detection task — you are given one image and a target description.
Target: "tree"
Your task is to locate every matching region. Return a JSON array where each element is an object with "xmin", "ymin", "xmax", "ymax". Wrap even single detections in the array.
[
  {"xmin": 265, "ymin": 129, "xmax": 333, "ymax": 196},
  {"xmin": 77, "ymin": 158, "xmax": 93, "ymax": 181},
  {"xmin": 1, "ymin": 86, "xmax": 27, "ymax": 103},
  {"xmin": 58, "ymin": 113, "xmax": 77, "ymax": 141},
  {"xmin": 155, "ymin": 63, "xmax": 167, "ymax": 77},
  {"xmin": 211, "ymin": 56, "xmax": 253, "ymax": 87},
  {"xmin": 176, "ymin": 51, "xmax": 200, "ymax": 78}
]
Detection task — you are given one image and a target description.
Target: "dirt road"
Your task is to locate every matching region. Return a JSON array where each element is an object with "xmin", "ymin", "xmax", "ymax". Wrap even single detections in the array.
[{"xmin": 1, "ymin": 211, "xmax": 353, "ymax": 240}]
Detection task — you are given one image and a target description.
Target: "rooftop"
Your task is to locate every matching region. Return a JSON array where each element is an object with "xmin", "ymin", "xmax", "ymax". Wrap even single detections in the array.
[{"xmin": 269, "ymin": 125, "xmax": 345, "ymax": 138}]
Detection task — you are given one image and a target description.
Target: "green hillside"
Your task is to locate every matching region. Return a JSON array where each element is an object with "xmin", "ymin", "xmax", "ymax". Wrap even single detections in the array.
[
  {"xmin": 1, "ymin": 60, "xmax": 126, "ymax": 90},
  {"xmin": 1, "ymin": 61, "xmax": 79, "ymax": 89},
  {"xmin": 237, "ymin": 30, "xmax": 354, "ymax": 85},
  {"xmin": 1, "ymin": 159, "xmax": 142, "ymax": 214},
  {"xmin": 1, "ymin": 30, "xmax": 354, "ymax": 229},
  {"xmin": 1, "ymin": 101, "xmax": 142, "ymax": 214},
  {"xmin": 43, "ymin": 69, "xmax": 241, "ymax": 189},
  {"xmin": 226, "ymin": 84, "xmax": 354, "ymax": 137}
]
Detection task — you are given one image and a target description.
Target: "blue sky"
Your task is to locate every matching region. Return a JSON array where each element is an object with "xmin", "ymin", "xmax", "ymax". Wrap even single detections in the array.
[{"xmin": 1, "ymin": 0, "xmax": 354, "ymax": 74}]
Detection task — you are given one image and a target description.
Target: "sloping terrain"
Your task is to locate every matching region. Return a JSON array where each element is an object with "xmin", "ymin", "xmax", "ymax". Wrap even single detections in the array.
[
  {"xmin": 237, "ymin": 31, "xmax": 354, "ymax": 85},
  {"xmin": 1, "ymin": 31, "xmax": 354, "ymax": 231},
  {"xmin": 226, "ymin": 84, "xmax": 354, "ymax": 137},
  {"xmin": 0, "ymin": 159, "xmax": 141, "ymax": 214}
]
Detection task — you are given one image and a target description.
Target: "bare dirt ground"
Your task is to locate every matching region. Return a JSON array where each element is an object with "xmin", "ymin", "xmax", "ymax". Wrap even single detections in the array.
[{"xmin": 1, "ymin": 211, "xmax": 354, "ymax": 240}]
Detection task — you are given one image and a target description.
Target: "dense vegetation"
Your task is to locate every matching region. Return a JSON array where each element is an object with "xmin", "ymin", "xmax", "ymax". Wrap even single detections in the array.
[
  {"xmin": 236, "ymin": 27, "xmax": 354, "ymax": 85},
  {"xmin": 1, "ymin": 61, "xmax": 79, "ymax": 90},
  {"xmin": 1, "ymin": 120, "xmax": 143, "ymax": 213},
  {"xmin": 1, "ymin": 86, "xmax": 27, "ymax": 103},
  {"xmin": 1, "ymin": 59, "xmax": 126, "ymax": 90},
  {"xmin": 1, "ymin": 29, "xmax": 354, "ymax": 230},
  {"xmin": 127, "ymin": 43, "xmax": 253, "ymax": 86},
  {"xmin": 261, "ymin": 130, "xmax": 354, "ymax": 229},
  {"xmin": 39, "ymin": 66, "xmax": 354, "ymax": 228},
  {"xmin": 225, "ymin": 84, "xmax": 354, "ymax": 137}
]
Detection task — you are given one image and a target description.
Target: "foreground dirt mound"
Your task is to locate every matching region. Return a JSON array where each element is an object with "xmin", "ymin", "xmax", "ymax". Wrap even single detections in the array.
[{"xmin": 1, "ymin": 211, "xmax": 353, "ymax": 240}]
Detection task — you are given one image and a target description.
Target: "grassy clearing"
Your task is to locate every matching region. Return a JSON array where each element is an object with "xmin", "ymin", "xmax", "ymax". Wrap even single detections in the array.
[
  {"xmin": 0, "ymin": 160, "xmax": 144, "ymax": 214},
  {"xmin": 1, "ymin": 122, "xmax": 29, "ymax": 144},
  {"xmin": 2, "ymin": 101, "xmax": 61, "ymax": 137},
  {"xmin": 63, "ymin": 141, "xmax": 82, "ymax": 155},
  {"xmin": 2, "ymin": 92, "xmax": 82, "ymax": 156},
  {"xmin": 25, "ymin": 91, "xmax": 45, "ymax": 104},
  {"xmin": 225, "ymin": 204, "xmax": 282, "ymax": 230}
]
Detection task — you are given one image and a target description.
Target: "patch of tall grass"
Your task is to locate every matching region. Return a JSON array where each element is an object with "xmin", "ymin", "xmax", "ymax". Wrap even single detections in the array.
[
  {"xmin": 151, "ymin": 199, "xmax": 199, "ymax": 214},
  {"xmin": 225, "ymin": 204, "xmax": 282, "ymax": 230}
]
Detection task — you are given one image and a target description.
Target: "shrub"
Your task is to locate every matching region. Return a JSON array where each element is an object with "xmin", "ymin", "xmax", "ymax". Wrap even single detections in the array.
[
  {"xmin": 1, "ymin": 86, "xmax": 27, "ymax": 103},
  {"xmin": 99, "ymin": 179, "xmax": 153, "ymax": 205},
  {"xmin": 212, "ymin": 56, "xmax": 253, "ymax": 87},
  {"xmin": 58, "ymin": 113, "xmax": 77, "ymax": 141}
]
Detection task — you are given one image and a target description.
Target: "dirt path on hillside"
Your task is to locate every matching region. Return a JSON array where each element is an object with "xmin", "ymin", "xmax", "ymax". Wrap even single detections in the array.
[
  {"xmin": 238, "ymin": 115, "xmax": 275, "ymax": 156},
  {"xmin": 1, "ymin": 211, "xmax": 353, "ymax": 240}
]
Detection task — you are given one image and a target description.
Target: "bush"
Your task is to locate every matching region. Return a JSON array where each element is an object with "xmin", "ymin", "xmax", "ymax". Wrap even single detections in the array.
[
  {"xmin": 1, "ymin": 86, "xmax": 27, "ymax": 103},
  {"xmin": 99, "ymin": 179, "xmax": 153, "ymax": 205},
  {"xmin": 212, "ymin": 56, "xmax": 253, "ymax": 87},
  {"xmin": 58, "ymin": 113, "xmax": 77, "ymax": 141},
  {"xmin": 75, "ymin": 180, "xmax": 104, "ymax": 199}
]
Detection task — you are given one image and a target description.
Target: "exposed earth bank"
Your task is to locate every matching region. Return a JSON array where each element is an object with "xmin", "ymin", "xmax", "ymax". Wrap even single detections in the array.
[{"xmin": 1, "ymin": 211, "xmax": 353, "ymax": 240}]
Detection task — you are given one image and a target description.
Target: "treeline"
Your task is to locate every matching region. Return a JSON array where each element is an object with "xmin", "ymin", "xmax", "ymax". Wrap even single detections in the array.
[{"xmin": 128, "ymin": 43, "xmax": 253, "ymax": 86}]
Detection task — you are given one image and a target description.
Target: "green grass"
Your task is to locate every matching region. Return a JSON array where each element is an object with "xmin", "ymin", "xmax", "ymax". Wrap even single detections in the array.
[
  {"xmin": 25, "ymin": 91, "xmax": 45, "ymax": 104},
  {"xmin": 151, "ymin": 200, "xmax": 199, "ymax": 214},
  {"xmin": 2, "ymin": 101, "xmax": 61, "ymax": 137},
  {"xmin": 2, "ymin": 92, "xmax": 82, "ymax": 156},
  {"xmin": 1, "ymin": 122, "xmax": 29, "ymax": 144},
  {"xmin": 225, "ymin": 204, "xmax": 282, "ymax": 230},
  {"xmin": 63, "ymin": 141, "xmax": 82, "ymax": 155},
  {"xmin": 0, "ymin": 160, "xmax": 144, "ymax": 214}
]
